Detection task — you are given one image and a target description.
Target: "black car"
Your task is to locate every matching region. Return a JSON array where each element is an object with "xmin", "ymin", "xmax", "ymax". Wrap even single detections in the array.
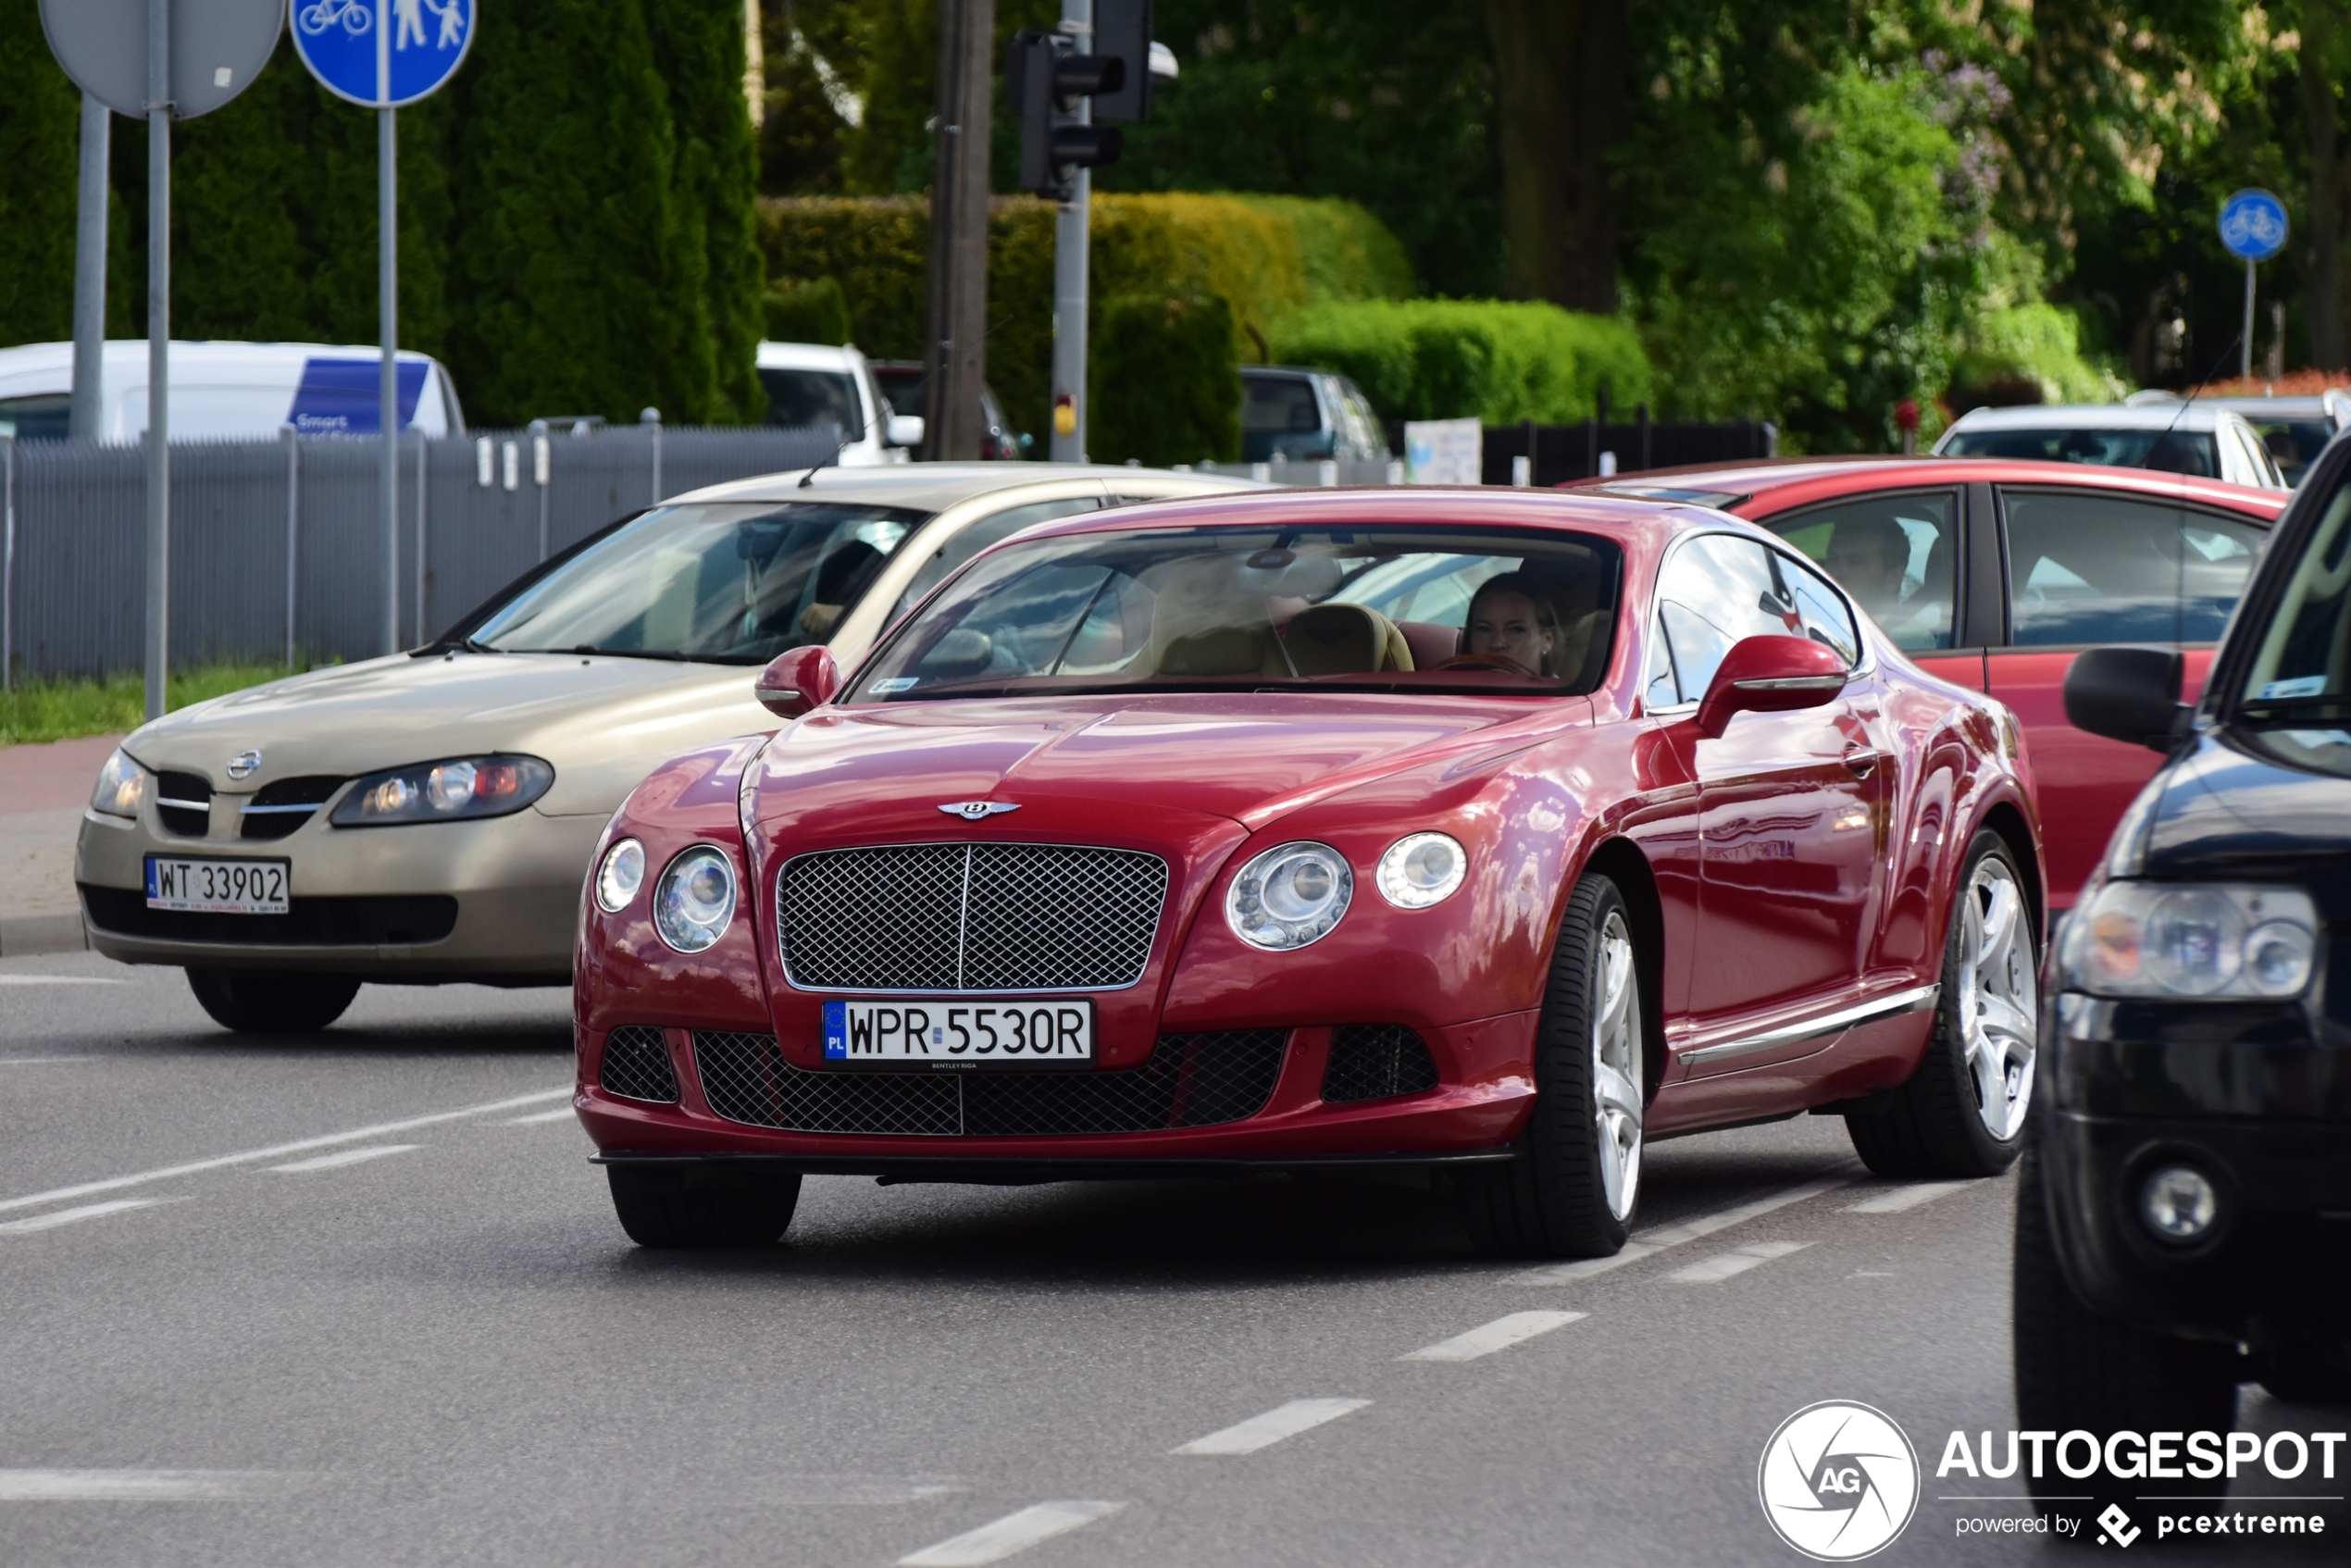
[
  {"xmin": 2018, "ymin": 431, "xmax": 2351, "ymax": 1510},
  {"xmin": 868, "ymin": 361, "xmax": 1029, "ymax": 460}
]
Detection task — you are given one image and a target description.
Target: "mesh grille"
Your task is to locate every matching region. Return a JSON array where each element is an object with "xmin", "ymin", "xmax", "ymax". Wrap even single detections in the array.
[
  {"xmin": 690, "ymin": 1028, "xmax": 1287, "ymax": 1136},
  {"xmin": 1321, "ymin": 1024, "xmax": 1440, "ymax": 1103},
  {"xmin": 598, "ymin": 1025, "xmax": 679, "ymax": 1103},
  {"xmin": 779, "ymin": 843, "xmax": 1168, "ymax": 992}
]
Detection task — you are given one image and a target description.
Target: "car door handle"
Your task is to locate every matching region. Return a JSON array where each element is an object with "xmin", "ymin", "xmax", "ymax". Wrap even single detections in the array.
[{"xmin": 1843, "ymin": 748, "xmax": 1881, "ymax": 778}]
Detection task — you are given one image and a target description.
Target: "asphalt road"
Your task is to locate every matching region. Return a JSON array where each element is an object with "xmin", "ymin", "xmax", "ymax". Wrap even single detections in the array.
[{"xmin": 3, "ymin": 947, "xmax": 2344, "ymax": 1567}]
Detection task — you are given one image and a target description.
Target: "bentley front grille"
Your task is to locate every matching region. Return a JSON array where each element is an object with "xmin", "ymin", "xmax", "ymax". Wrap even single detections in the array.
[
  {"xmin": 690, "ymin": 1028, "xmax": 1287, "ymax": 1137},
  {"xmin": 598, "ymin": 1025, "xmax": 679, "ymax": 1104},
  {"xmin": 777, "ymin": 842, "xmax": 1169, "ymax": 992},
  {"xmin": 1321, "ymin": 1024, "xmax": 1440, "ymax": 1103}
]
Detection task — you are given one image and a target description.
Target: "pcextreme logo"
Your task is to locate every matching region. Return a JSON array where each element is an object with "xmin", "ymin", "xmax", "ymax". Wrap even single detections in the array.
[{"xmin": 1759, "ymin": 1401, "xmax": 1922, "ymax": 1561}]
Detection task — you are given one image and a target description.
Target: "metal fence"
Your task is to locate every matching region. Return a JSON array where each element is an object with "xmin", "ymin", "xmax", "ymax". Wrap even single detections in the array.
[{"xmin": 0, "ymin": 422, "xmax": 837, "ymax": 683}]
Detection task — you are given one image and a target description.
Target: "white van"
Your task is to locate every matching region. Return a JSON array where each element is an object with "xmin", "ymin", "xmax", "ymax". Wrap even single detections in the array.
[
  {"xmin": 0, "ymin": 341, "xmax": 466, "ymax": 442},
  {"xmin": 756, "ymin": 341, "xmax": 922, "ymax": 465}
]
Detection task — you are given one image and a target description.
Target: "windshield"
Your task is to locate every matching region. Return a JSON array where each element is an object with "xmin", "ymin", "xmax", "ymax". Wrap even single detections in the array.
[
  {"xmin": 466, "ymin": 502, "xmax": 924, "ymax": 663},
  {"xmin": 2244, "ymin": 417, "xmax": 2335, "ymax": 486},
  {"xmin": 846, "ymin": 525, "xmax": 1623, "ymax": 702},
  {"xmin": 2243, "ymin": 478, "xmax": 2351, "ymax": 718},
  {"xmin": 1943, "ymin": 426, "xmax": 2219, "ymax": 477},
  {"xmin": 760, "ymin": 367, "xmax": 865, "ymax": 437}
]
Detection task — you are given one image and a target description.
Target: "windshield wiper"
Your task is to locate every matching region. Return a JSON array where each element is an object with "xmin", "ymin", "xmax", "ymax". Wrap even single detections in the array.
[{"xmin": 417, "ymin": 633, "xmax": 502, "ymax": 656}]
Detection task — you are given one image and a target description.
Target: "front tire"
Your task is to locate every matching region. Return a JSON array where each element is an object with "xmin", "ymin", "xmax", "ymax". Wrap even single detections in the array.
[
  {"xmin": 1455, "ymin": 873, "xmax": 1646, "ymax": 1260},
  {"xmin": 186, "ymin": 968, "xmax": 361, "ymax": 1033},
  {"xmin": 607, "ymin": 1164, "xmax": 802, "ymax": 1248},
  {"xmin": 1847, "ymin": 831, "xmax": 2035, "ymax": 1177}
]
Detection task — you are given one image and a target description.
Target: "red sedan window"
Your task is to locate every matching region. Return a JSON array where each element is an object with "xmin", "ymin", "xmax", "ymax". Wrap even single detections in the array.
[
  {"xmin": 1999, "ymin": 489, "xmax": 2266, "ymax": 646},
  {"xmin": 1756, "ymin": 491, "xmax": 1959, "ymax": 653}
]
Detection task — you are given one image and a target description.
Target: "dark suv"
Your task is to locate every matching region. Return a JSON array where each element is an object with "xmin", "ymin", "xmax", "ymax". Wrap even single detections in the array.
[{"xmin": 2017, "ymin": 430, "xmax": 2351, "ymax": 1509}]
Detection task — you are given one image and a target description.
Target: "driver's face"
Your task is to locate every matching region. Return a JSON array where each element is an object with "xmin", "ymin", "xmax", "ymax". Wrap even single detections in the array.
[
  {"xmin": 1468, "ymin": 591, "xmax": 1554, "ymax": 674},
  {"xmin": 1825, "ymin": 530, "xmax": 1905, "ymax": 604}
]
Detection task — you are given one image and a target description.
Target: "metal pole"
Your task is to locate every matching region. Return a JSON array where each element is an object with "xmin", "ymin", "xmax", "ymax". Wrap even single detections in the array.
[
  {"xmin": 380, "ymin": 101, "xmax": 400, "ymax": 655},
  {"xmin": 281, "ymin": 424, "xmax": 298, "ymax": 668},
  {"xmin": 2243, "ymin": 259, "xmax": 2257, "ymax": 382},
  {"xmin": 641, "ymin": 406, "xmax": 662, "ymax": 504},
  {"xmin": 415, "ymin": 429, "xmax": 428, "ymax": 643},
  {"xmin": 2, "ymin": 432, "xmax": 14, "ymax": 692},
  {"xmin": 1050, "ymin": 0, "xmax": 1092, "ymax": 463},
  {"xmin": 144, "ymin": 0, "xmax": 170, "ymax": 722},
  {"xmin": 70, "ymin": 94, "xmax": 110, "ymax": 442},
  {"xmin": 530, "ymin": 419, "xmax": 551, "ymax": 560}
]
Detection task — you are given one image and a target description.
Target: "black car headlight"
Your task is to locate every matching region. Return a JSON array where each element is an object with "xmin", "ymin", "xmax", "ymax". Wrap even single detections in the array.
[
  {"xmin": 329, "ymin": 754, "xmax": 554, "ymax": 827},
  {"xmin": 2059, "ymin": 881, "xmax": 2320, "ymax": 1000}
]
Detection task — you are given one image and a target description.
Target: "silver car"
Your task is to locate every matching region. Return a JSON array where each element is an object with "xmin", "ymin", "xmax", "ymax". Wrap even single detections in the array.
[{"xmin": 76, "ymin": 464, "xmax": 1250, "ymax": 1031}]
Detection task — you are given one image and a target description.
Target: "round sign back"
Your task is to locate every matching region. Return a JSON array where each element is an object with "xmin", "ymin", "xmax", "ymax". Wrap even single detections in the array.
[
  {"xmin": 292, "ymin": 0, "xmax": 476, "ymax": 108},
  {"xmin": 2219, "ymin": 189, "xmax": 2289, "ymax": 263},
  {"xmin": 39, "ymin": 0, "xmax": 285, "ymax": 120}
]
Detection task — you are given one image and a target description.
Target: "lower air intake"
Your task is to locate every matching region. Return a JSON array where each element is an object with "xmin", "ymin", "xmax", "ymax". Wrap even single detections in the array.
[
  {"xmin": 598, "ymin": 1025, "xmax": 679, "ymax": 1103},
  {"xmin": 691, "ymin": 1029, "xmax": 1288, "ymax": 1137},
  {"xmin": 1321, "ymin": 1024, "xmax": 1440, "ymax": 1103}
]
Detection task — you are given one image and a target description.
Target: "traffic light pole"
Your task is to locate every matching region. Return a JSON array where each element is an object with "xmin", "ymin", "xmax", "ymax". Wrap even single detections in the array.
[{"xmin": 1050, "ymin": 0, "xmax": 1092, "ymax": 464}]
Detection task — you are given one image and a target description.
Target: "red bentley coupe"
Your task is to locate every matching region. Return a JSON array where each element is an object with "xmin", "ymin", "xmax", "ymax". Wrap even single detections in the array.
[{"xmin": 573, "ymin": 490, "xmax": 2042, "ymax": 1257}]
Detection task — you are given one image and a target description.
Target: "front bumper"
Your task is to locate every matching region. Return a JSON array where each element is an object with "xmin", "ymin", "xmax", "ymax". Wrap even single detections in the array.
[{"xmin": 76, "ymin": 804, "xmax": 603, "ymax": 980}]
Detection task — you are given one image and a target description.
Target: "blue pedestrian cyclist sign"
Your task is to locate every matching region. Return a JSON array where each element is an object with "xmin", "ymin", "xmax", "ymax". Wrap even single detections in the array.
[
  {"xmin": 2219, "ymin": 189, "xmax": 2289, "ymax": 263},
  {"xmin": 293, "ymin": 0, "xmax": 474, "ymax": 107}
]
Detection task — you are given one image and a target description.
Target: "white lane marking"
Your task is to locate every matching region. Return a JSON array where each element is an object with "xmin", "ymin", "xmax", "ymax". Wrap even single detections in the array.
[
  {"xmin": 1665, "ymin": 1239, "xmax": 1811, "ymax": 1284},
  {"xmin": 0, "ymin": 1088, "xmax": 567, "ymax": 1215},
  {"xmin": 0, "ymin": 977, "xmax": 127, "ymax": 987},
  {"xmin": 0, "ymin": 1199, "xmax": 169, "ymax": 1235},
  {"xmin": 1513, "ymin": 1174, "xmax": 1851, "ymax": 1285},
  {"xmin": 1401, "ymin": 1310, "xmax": 1586, "ymax": 1363},
  {"xmin": 1847, "ymin": 1180, "xmax": 1977, "ymax": 1213},
  {"xmin": 505, "ymin": 1107, "xmax": 578, "ymax": 1125},
  {"xmin": 0, "ymin": 1057, "xmax": 95, "ymax": 1065},
  {"xmin": 897, "ymin": 1500, "xmax": 1126, "ymax": 1566},
  {"xmin": 0, "ymin": 1469, "xmax": 304, "ymax": 1500},
  {"xmin": 761, "ymin": 1476, "xmax": 966, "ymax": 1505},
  {"xmin": 267, "ymin": 1144, "xmax": 419, "ymax": 1175},
  {"xmin": 1172, "ymin": 1398, "xmax": 1371, "ymax": 1456}
]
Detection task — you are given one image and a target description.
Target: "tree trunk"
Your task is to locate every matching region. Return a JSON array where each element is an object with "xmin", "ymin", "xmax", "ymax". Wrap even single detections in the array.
[
  {"xmin": 2300, "ymin": 3, "xmax": 2345, "ymax": 370},
  {"xmin": 1485, "ymin": 0, "xmax": 1628, "ymax": 315}
]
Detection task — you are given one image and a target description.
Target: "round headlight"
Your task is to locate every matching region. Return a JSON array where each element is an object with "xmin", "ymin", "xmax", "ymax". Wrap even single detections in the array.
[
  {"xmin": 653, "ymin": 845, "xmax": 737, "ymax": 952},
  {"xmin": 2139, "ymin": 1164, "xmax": 2219, "ymax": 1242},
  {"xmin": 1227, "ymin": 841, "xmax": 1352, "ymax": 951},
  {"xmin": 1376, "ymin": 832, "xmax": 1467, "ymax": 909},
  {"xmin": 596, "ymin": 838, "xmax": 645, "ymax": 913},
  {"xmin": 2243, "ymin": 919, "xmax": 2316, "ymax": 996},
  {"xmin": 2144, "ymin": 888, "xmax": 2245, "ymax": 996}
]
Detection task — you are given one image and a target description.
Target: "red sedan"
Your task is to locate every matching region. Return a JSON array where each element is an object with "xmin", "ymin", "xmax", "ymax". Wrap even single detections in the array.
[
  {"xmin": 574, "ymin": 491, "xmax": 2041, "ymax": 1258},
  {"xmin": 1574, "ymin": 459, "xmax": 2288, "ymax": 909}
]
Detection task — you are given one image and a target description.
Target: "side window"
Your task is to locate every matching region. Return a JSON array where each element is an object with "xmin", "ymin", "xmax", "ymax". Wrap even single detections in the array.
[
  {"xmin": 1650, "ymin": 534, "xmax": 1804, "ymax": 703},
  {"xmin": 891, "ymin": 497, "xmax": 1101, "ymax": 619},
  {"xmin": 1998, "ymin": 489, "xmax": 2268, "ymax": 646},
  {"xmin": 1760, "ymin": 491, "xmax": 1956, "ymax": 651},
  {"xmin": 1774, "ymin": 552, "xmax": 1860, "ymax": 665}
]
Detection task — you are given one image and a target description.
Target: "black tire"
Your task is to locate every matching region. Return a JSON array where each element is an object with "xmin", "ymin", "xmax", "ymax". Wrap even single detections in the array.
[
  {"xmin": 2258, "ymin": 1347, "xmax": 2351, "ymax": 1405},
  {"xmin": 185, "ymin": 968, "xmax": 361, "ymax": 1033},
  {"xmin": 2012, "ymin": 1144, "xmax": 2238, "ymax": 1525},
  {"xmin": 607, "ymin": 1164, "xmax": 802, "ymax": 1248},
  {"xmin": 1453, "ymin": 873, "xmax": 1645, "ymax": 1260},
  {"xmin": 1847, "ymin": 831, "xmax": 2034, "ymax": 1178}
]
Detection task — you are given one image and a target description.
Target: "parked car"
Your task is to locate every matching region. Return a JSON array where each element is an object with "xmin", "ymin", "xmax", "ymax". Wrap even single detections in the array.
[
  {"xmin": 1574, "ymin": 458, "xmax": 2290, "ymax": 911},
  {"xmin": 2012, "ymin": 430, "xmax": 2351, "ymax": 1519},
  {"xmin": 1240, "ymin": 365, "xmax": 1390, "ymax": 464},
  {"xmin": 2123, "ymin": 385, "xmax": 2351, "ymax": 486},
  {"xmin": 76, "ymin": 464, "xmax": 1254, "ymax": 1033},
  {"xmin": 756, "ymin": 342, "xmax": 916, "ymax": 465},
  {"xmin": 1934, "ymin": 402, "xmax": 2288, "ymax": 490},
  {"xmin": 867, "ymin": 360, "xmax": 1031, "ymax": 459},
  {"xmin": 574, "ymin": 488, "xmax": 2040, "ymax": 1252},
  {"xmin": 0, "ymin": 340, "xmax": 465, "ymax": 442}
]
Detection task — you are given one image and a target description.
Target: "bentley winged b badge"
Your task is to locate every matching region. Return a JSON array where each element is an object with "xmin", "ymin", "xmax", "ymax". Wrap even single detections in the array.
[{"xmin": 938, "ymin": 801, "xmax": 1021, "ymax": 821}]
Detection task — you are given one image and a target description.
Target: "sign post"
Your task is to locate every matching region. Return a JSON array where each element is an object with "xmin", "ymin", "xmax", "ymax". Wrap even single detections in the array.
[
  {"xmin": 2219, "ymin": 189, "xmax": 2289, "ymax": 381},
  {"xmin": 293, "ymin": 0, "xmax": 475, "ymax": 657},
  {"xmin": 38, "ymin": 0, "xmax": 283, "ymax": 719}
]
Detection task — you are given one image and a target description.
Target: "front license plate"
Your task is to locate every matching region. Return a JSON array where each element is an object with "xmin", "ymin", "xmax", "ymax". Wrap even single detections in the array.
[
  {"xmin": 143, "ymin": 855, "xmax": 290, "ymax": 915},
  {"xmin": 823, "ymin": 999, "xmax": 1095, "ymax": 1065}
]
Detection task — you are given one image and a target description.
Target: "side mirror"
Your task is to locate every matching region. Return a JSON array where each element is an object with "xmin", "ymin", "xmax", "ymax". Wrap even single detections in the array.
[
  {"xmin": 754, "ymin": 646, "xmax": 840, "ymax": 718},
  {"xmin": 1695, "ymin": 635, "xmax": 1849, "ymax": 739},
  {"xmin": 887, "ymin": 414, "xmax": 925, "ymax": 449},
  {"xmin": 2063, "ymin": 645, "xmax": 2185, "ymax": 753}
]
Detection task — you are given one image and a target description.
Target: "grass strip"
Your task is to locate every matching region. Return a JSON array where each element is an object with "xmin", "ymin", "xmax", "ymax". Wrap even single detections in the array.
[{"xmin": 2, "ymin": 663, "xmax": 300, "ymax": 747}]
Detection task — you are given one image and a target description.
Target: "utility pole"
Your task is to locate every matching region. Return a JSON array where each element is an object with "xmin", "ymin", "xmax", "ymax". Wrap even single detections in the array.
[
  {"xmin": 1050, "ymin": 0, "xmax": 1094, "ymax": 463},
  {"xmin": 70, "ymin": 93, "xmax": 109, "ymax": 442},
  {"xmin": 923, "ymin": 0, "xmax": 997, "ymax": 460},
  {"xmin": 144, "ymin": 0, "xmax": 170, "ymax": 721}
]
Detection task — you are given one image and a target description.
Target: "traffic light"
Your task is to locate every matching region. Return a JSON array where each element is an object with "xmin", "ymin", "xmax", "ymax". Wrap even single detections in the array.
[{"xmin": 1005, "ymin": 31, "xmax": 1125, "ymax": 200}]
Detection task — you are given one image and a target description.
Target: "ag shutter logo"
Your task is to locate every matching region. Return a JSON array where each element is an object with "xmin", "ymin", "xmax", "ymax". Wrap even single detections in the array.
[{"xmin": 1760, "ymin": 1400, "xmax": 1922, "ymax": 1561}]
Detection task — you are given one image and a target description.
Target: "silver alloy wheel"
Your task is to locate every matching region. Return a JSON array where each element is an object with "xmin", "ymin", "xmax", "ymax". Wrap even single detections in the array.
[
  {"xmin": 1957, "ymin": 855, "xmax": 2036, "ymax": 1140},
  {"xmin": 1592, "ymin": 910, "xmax": 1644, "ymax": 1220}
]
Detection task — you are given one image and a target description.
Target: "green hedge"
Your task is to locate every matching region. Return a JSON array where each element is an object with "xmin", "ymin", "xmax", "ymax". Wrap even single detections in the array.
[
  {"xmin": 1269, "ymin": 299, "xmax": 1653, "ymax": 424},
  {"xmin": 1090, "ymin": 293, "xmax": 1240, "ymax": 466},
  {"xmin": 1228, "ymin": 195, "xmax": 1413, "ymax": 304}
]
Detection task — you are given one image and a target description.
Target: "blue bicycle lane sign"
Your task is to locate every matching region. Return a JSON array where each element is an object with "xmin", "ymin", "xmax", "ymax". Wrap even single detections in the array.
[
  {"xmin": 293, "ymin": 0, "xmax": 475, "ymax": 108},
  {"xmin": 2219, "ymin": 189, "xmax": 2289, "ymax": 263}
]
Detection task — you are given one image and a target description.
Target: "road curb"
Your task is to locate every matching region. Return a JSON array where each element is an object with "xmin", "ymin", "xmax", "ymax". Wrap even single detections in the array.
[{"xmin": 0, "ymin": 912, "xmax": 91, "ymax": 959}]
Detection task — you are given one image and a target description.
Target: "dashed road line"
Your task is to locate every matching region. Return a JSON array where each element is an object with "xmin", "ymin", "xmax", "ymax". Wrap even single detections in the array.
[
  {"xmin": 1513, "ymin": 1173, "xmax": 1852, "ymax": 1285},
  {"xmin": 0, "ymin": 977, "xmax": 128, "ymax": 987},
  {"xmin": 506, "ymin": 1107, "xmax": 578, "ymax": 1125},
  {"xmin": 0, "ymin": 1199, "xmax": 171, "ymax": 1235},
  {"xmin": 898, "ymin": 1500, "xmax": 1126, "ymax": 1566},
  {"xmin": 267, "ymin": 1144, "xmax": 419, "ymax": 1175},
  {"xmin": 1173, "ymin": 1399, "xmax": 1371, "ymax": 1455},
  {"xmin": 1664, "ymin": 1239, "xmax": 1810, "ymax": 1284},
  {"xmin": 1847, "ymin": 1180, "xmax": 1978, "ymax": 1213},
  {"xmin": 0, "ymin": 1469, "xmax": 305, "ymax": 1500},
  {"xmin": 0, "ymin": 1057, "xmax": 95, "ymax": 1065},
  {"xmin": 0, "ymin": 1087, "xmax": 568, "ymax": 1215},
  {"xmin": 1402, "ymin": 1310, "xmax": 1586, "ymax": 1363}
]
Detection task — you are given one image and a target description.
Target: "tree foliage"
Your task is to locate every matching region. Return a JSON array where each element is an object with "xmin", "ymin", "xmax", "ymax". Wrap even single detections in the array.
[{"xmin": 0, "ymin": 0, "xmax": 86, "ymax": 347}]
